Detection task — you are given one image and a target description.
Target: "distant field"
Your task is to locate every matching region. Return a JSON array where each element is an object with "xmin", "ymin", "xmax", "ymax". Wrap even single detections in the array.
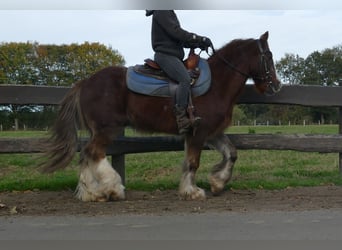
[
  {"xmin": 227, "ymin": 124, "xmax": 339, "ymax": 134},
  {"xmin": 0, "ymin": 125, "xmax": 341, "ymax": 192}
]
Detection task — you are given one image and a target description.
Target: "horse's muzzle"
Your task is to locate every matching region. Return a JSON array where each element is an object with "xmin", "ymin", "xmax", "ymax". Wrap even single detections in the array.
[{"xmin": 265, "ymin": 80, "xmax": 282, "ymax": 96}]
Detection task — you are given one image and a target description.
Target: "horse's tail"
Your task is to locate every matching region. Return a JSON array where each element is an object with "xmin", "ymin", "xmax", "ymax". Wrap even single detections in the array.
[{"xmin": 42, "ymin": 83, "xmax": 84, "ymax": 173}]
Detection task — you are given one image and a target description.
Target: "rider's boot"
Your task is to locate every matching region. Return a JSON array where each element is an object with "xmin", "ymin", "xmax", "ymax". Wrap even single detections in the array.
[{"xmin": 174, "ymin": 105, "xmax": 201, "ymax": 135}]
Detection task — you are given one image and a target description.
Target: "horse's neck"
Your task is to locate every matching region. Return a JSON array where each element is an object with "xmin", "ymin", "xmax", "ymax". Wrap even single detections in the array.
[
  {"xmin": 209, "ymin": 56, "xmax": 249, "ymax": 95},
  {"xmin": 206, "ymin": 41, "xmax": 255, "ymax": 114},
  {"xmin": 211, "ymin": 39, "xmax": 255, "ymax": 77}
]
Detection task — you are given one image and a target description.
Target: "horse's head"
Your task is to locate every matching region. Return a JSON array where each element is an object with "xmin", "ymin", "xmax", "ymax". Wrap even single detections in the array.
[{"xmin": 250, "ymin": 32, "xmax": 282, "ymax": 95}]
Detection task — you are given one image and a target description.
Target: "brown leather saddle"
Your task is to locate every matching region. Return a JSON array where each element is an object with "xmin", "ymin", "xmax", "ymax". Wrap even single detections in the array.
[{"xmin": 134, "ymin": 49, "xmax": 201, "ymax": 82}]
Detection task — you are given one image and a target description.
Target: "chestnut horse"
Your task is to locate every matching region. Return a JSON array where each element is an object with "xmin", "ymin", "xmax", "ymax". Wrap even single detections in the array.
[{"xmin": 42, "ymin": 32, "xmax": 281, "ymax": 201}]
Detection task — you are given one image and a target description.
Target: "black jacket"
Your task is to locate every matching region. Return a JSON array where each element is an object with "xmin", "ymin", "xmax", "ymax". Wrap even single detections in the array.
[{"xmin": 146, "ymin": 10, "xmax": 203, "ymax": 60}]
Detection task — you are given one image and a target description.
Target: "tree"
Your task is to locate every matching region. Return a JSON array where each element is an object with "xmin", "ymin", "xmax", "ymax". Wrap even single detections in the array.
[
  {"xmin": 301, "ymin": 45, "xmax": 341, "ymax": 123},
  {"xmin": 0, "ymin": 42, "xmax": 125, "ymax": 129},
  {"xmin": 0, "ymin": 42, "xmax": 37, "ymax": 84},
  {"xmin": 276, "ymin": 53, "xmax": 305, "ymax": 84},
  {"xmin": 34, "ymin": 42, "xmax": 125, "ymax": 86},
  {"xmin": 232, "ymin": 106, "xmax": 248, "ymax": 125},
  {"xmin": 0, "ymin": 42, "xmax": 125, "ymax": 86},
  {"xmin": 276, "ymin": 45, "xmax": 342, "ymax": 86},
  {"xmin": 302, "ymin": 45, "xmax": 342, "ymax": 86},
  {"xmin": 274, "ymin": 44, "xmax": 342, "ymax": 124}
]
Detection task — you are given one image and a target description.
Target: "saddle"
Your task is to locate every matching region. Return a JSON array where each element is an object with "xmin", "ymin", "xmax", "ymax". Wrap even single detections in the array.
[
  {"xmin": 145, "ymin": 48, "xmax": 200, "ymax": 70},
  {"xmin": 126, "ymin": 50, "xmax": 211, "ymax": 98},
  {"xmin": 135, "ymin": 49, "xmax": 201, "ymax": 82}
]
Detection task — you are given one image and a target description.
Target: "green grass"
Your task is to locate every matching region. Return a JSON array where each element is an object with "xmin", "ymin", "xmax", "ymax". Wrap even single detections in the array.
[
  {"xmin": 0, "ymin": 153, "xmax": 78, "ymax": 191},
  {"xmin": 227, "ymin": 124, "xmax": 338, "ymax": 134},
  {"xmin": 0, "ymin": 130, "xmax": 49, "ymax": 138},
  {"xmin": 1, "ymin": 125, "xmax": 342, "ymax": 192}
]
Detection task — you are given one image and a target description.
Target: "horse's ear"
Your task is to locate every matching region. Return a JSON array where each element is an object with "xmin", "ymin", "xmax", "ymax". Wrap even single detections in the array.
[{"xmin": 260, "ymin": 31, "xmax": 269, "ymax": 41}]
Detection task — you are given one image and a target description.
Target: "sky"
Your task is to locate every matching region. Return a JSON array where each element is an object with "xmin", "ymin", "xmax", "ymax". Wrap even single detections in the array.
[{"xmin": 0, "ymin": 2, "xmax": 341, "ymax": 67}]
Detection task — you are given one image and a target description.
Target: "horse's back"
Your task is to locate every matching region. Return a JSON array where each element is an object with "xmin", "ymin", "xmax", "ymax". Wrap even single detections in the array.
[
  {"xmin": 78, "ymin": 65, "xmax": 130, "ymax": 127},
  {"xmin": 85, "ymin": 65, "xmax": 127, "ymax": 85}
]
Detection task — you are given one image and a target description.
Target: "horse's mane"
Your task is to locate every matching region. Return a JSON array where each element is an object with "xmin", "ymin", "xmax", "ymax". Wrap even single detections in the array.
[
  {"xmin": 209, "ymin": 38, "xmax": 256, "ymax": 62},
  {"xmin": 217, "ymin": 38, "xmax": 255, "ymax": 53}
]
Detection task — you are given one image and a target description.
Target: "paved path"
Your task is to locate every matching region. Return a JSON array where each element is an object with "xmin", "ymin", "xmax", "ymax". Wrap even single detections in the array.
[{"xmin": 1, "ymin": 210, "xmax": 342, "ymax": 240}]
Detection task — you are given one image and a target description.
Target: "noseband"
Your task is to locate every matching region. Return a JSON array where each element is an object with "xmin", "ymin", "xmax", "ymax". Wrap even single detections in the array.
[{"xmin": 217, "ymin": 39, "xmax": 274, "ymax": 86}]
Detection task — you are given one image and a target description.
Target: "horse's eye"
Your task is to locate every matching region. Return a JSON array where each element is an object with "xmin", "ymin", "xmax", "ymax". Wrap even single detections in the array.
[{"xmin": 265, "ymin": 51, "xmax": 273, "ymax": 58}]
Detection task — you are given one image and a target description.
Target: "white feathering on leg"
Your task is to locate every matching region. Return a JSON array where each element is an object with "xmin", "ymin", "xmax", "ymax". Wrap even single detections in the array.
[{"xmin": 76, "ymin": 158, "xmax": 125, "ymax": 202}]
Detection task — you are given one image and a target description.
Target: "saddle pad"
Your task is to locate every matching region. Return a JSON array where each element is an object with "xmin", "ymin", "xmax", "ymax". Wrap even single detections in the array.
[{"xmin": 126, "ymin": 58, "xmax": 211, "ymax": 97}]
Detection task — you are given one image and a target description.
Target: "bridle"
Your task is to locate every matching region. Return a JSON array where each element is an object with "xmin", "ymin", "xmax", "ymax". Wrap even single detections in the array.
[
  {"xmin": 256, "ymin": 40, "xmax": 274, "ymax": 86},
  {"xmin": 215, "ymin": 39, "xmax": 275, "ymax": 87}
]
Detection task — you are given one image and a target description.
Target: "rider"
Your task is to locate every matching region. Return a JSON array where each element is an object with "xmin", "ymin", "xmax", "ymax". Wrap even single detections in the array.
[{"xmin": 146, "ymin": 10, "xmax": 213, "ymax": 135}]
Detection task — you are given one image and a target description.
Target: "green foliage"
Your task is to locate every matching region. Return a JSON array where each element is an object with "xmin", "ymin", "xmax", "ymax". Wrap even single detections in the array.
[
  {"xmin": 231, "ymin": 106, "xmax": 248, "ymax": 125},
  {"xmin": 302, "ymin": 46, "xmax": 342, "ymax": 86},
  {"xmin": 0, "ymin": 42, "xmax": 125, "ymax": 130},
  {"xmin": 0, "ymin": 105, "xmax": 57, "ymax": 130},
  {"xmin": 276, "ymin": 44, "xmax": 342, "ymax": 86},
  {"xmin": 248, "ymin": 128, "xmax": 256, "ymax": 134},
  {"xmin": 276, "ymin": 53, "xmax": 305, "ymax": 84},
  {"xmin": 0, "ymin": 42, "xmax": 125, "ymax": 86},
  {"xmin": 0, "ymin": 42, "xmax": 35, "ymax": 84}
]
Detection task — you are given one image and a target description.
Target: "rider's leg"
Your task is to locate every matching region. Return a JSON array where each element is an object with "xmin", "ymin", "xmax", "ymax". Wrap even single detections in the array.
[{"xmin": 154, "ymin": 52, "xmax": 201, "ymax": 135}]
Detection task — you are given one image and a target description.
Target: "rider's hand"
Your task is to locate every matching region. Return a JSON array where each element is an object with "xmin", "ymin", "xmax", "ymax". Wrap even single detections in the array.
[{"xmin": 199, "ymin": 36, "xmax": 213, "ymax": 50}]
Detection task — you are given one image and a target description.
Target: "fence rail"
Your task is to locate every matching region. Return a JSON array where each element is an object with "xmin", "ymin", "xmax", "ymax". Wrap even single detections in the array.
[
  {"xmin": 2, "ymin": 134, "xmax": 342, "ymax": 154},
  {"xmin": 1, "ymin": 84, "xmax": 342, "ymax": 182},
  {"xmin": 2, "ymin": 84, "xmax": 342, "ymax": 106}
]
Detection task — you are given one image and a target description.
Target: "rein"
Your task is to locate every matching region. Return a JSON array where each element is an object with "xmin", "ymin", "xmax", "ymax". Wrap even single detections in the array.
[
  {"xmin": 216, "ymin": 52, "xmax": 250, "ymax": 78},
  {"xmin": 215, "ymin": 39, "xmax": 273, "ymax": 83}
]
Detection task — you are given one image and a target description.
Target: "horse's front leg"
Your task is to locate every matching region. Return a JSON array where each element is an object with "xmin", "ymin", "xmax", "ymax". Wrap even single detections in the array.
[
  {"xmin": 207, "ymin": 133, "xmax": 237, "ymax": 195},
  {"xmin": 179, "ymin": 137, "xmax": 206, "ymax": 200}
]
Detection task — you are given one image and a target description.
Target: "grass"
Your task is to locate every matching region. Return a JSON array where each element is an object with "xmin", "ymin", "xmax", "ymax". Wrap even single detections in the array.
[
  {"xmin": 228, "ymin": 124, "xmax": 338, "ymax": 134},
  {"xmin": 0, "ymin": 154, "xmax": 79, "ymax": 191},
  {"xmin": 0, "ymin": 125, "xmax": 342, "ymax": 192},
  {"xmin": 0, "ymin": 130, "xmax": 49, "ymax": 138}
]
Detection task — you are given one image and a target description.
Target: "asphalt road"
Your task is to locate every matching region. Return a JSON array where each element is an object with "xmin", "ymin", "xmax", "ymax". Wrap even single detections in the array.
[{"xmin": 1, "ymin": 210, "xmax": 342, "ymax": 240}]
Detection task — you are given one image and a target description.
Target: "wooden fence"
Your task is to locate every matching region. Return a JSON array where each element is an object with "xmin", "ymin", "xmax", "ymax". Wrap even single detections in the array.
[{"xmin": 1, "ymin": 84, "xmax": 342, "ymax": 182}]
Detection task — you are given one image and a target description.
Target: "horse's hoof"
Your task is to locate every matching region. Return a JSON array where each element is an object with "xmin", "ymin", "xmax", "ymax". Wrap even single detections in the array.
[
  {"xmin": 109, "ymin": 185, "xmax": 126, "ymax": 201},
  {"xmin": 180, "ymin": 187, "xmax": 206, "ymax": 201},
  {"xmin": 209, "ymin": 176, "xmax": 226, "ymax": 195},
  {"xmin": 75, "ymin": 183, "xmax": 126, "ymax": 202}
]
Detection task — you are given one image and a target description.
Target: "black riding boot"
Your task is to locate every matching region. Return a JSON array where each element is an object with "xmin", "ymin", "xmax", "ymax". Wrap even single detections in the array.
[
  {"xmin": 173, "ymin": 76, "xmax": 202, "ymax": 134},
  {"xmin": 173, "ymin": 105, "xmax": 201, "ymax": 135},
  {"xmin": 174, "ymin": 103, "xmax": 201, "ymax": 135},
  {"xmin": 174, "ymin": 105, "xmax": 192, "ymax": 135}
]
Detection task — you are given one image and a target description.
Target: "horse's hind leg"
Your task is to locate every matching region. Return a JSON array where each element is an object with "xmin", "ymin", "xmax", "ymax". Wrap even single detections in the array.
[
  {"xmin": 76, "ymin": 128, "xmax": 125, "ymax": 202},
  {"xmin": 207, "ymin": 134, "xmax": 237, "ymax": 195},
  {"xmin": 179, "ymin": 136, "xmax": 206, "ymax": 200}
]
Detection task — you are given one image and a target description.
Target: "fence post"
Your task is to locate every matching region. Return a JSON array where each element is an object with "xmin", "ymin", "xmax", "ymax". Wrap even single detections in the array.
[{"xmin": 111, "ymin": 128, "xmax": 126, "ymax": 184}]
